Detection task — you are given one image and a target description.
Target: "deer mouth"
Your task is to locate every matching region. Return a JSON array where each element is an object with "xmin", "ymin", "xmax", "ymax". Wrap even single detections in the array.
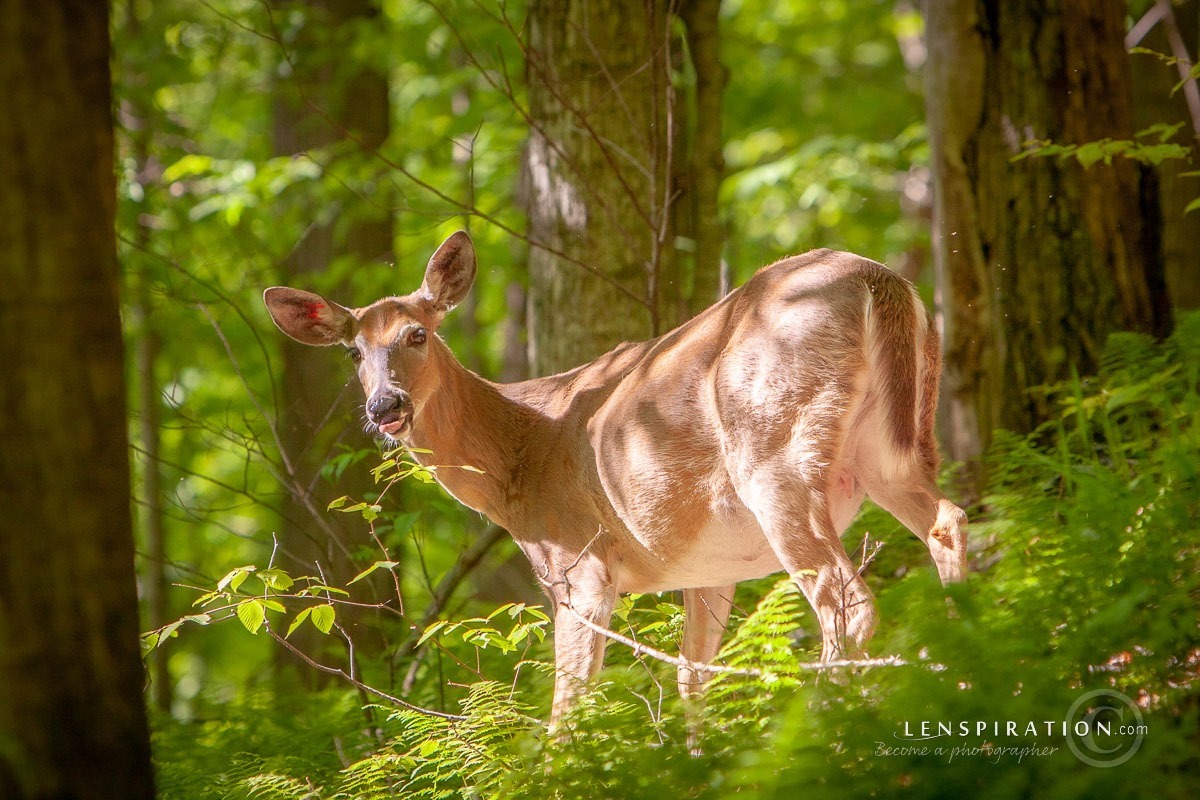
[{"xmin": 376, "ymin": 412, "xmax": 412, "ymax": 439}]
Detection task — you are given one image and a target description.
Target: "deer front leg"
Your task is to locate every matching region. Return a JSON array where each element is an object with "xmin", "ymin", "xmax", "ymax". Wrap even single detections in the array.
[{"xmin": 547, "ymin": 576, "xmax": 616, "ymax": 733}]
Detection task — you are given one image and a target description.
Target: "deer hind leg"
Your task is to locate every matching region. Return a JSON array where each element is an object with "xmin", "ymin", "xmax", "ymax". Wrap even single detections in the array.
[
  {"xmin": 677, "ymin": 584, "xmax": 735, "ymax": 753},
  {"xmin": 739, "ymin": 467, "xmax": 877, "ymax": 662},
  {"xmin": 864, "ymin": 465, "xmax": 968, "ymax": 585}
]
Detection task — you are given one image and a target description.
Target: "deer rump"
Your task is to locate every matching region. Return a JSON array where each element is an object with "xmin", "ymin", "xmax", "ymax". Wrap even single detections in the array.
[{"xmin": 565, "ymin": 249, "xmax": 936, "ymax": 595}]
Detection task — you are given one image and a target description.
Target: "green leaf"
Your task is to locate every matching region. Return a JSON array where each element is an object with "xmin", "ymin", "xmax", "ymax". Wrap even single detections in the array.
[
  {"xmin": 310, "ymin": 604, "xmax": 336, "ymax": 634},
  {"xmin": 162, "ymin": 153, "xmax": 214, "ymax": 181},
  {"xmin": 1073, "ymin": 140, "xmax": 1113, "ymax": 168},
  {"xmin": 334, "ymin": 501, "xmax": 383, "ymax": 522},
  {"xmin": 141, "ymin": 632, "xmax": 160, "ymax": 654},
  {"xmin": 286, "ymin": 607, "xmax": 313, "ymax": 638},
  {"xmin": 487, "ymin": 602, "xmax": 516, "ymax": 621},
  {"xmin": 391, "ymin": 512, "xmax": 420, "ymax": 538},
  {"xmin": 409, "ymin": 468, "xmax": 436, "ymax": 484},
  {"xmin": 258, "ymin": 568, "xmax": 295, "ymax": 592},
  {"xmin": 230, "ymin": 569, "xmax": 253, "ymax": 593},
  {"xmin": 160, "ymin": 619, "xmax": 185, "ymax": 641},
  {"xmin": 418, "ymin": 739, "xmax": 440, "ymax": 758},
  {"xmin": 217, "ymin": 565, "xmax": 256, "ymax": 592},
  {"xmin": 510, "ymin": 623, "xmax": 535, "ymax": 646},
  {"xmin": 417, "ymin": 620, "xmax": 449, "ymax": 646},
  {"xmin": 1185, "ymin": 197, "xmax": 1200, "ymax": 215},
  {"xmin": 1136, "ymin": 121, "xmax": 1186, "ymax": 143},
  {"xmin": 236, "ymin": 599, "xmax": 266, "ymax": 634},
  {"xmin": 192, "ymin": 590, "xmax": 221, "ymax": 608},
  {"xmin": 349, "ymin": 560, "xmax": 399, "ymax": 585},
  {"xmin": 261, "ymin": 599, "xmax": 286, "ymax": 614},
  {"xmin": 370, "ymin": 459, "xmax": 397, "ymax": 482},
  {"xmin": 327, "ymin": 495, "xmax": 350, "ymax": 510}
]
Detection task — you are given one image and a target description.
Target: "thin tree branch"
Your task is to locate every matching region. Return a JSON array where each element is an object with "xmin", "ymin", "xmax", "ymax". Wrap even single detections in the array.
[
  {"xmin": 560, "ymin": 602, "xmax": 908, "ymax": 677},
  {"xmin": 395, "ymin": 523, "xmax": 510, "ymax": 669},
  {"xmin": 268, "ymin": 625, "xmax": 468, "ymax": 721}
]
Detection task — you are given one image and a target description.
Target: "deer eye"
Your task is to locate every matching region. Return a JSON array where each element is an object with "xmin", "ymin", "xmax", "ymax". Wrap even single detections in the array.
[
  {"xmin": 347, "ymin": 346, "xmax": 363, "ymax": 364},
  {"xmin": 408, "ymin": 327, "xmax": 427, "ymax": 346}
]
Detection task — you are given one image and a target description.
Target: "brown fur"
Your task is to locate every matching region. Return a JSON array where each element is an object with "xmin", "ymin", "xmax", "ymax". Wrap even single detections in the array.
[{"xmin": 264, "ymin": 234, "xmax": 969, "ymax": 731}]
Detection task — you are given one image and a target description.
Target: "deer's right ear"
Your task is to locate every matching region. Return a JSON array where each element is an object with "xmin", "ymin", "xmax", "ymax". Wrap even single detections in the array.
[{"xmin": 263, "ymin": 287, "xmax": 355, "ymax": 346}]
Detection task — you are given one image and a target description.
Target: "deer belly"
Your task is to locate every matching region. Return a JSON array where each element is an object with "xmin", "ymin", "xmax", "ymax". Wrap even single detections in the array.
[{"xmin": 616, "ymin": 510, "xmax": 783, "ymax": 593}]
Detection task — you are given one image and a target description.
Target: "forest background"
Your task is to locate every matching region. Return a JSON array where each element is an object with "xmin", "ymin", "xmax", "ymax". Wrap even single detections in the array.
[{"xmin": 1, "ymin": 0, "xmax": 1198, "ymax": 798}]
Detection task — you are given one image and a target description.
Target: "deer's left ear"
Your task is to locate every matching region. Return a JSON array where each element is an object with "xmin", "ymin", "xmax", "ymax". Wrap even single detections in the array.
[
  {"xmin": 419, "ymin": 231, "xmax": 476, "ymax": 317},
  {"xmin": 263, "ymin": 287, "xmax": 356, "ymax": 346}
]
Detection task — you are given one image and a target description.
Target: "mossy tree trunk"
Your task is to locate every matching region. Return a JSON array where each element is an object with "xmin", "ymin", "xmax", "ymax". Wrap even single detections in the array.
[
  {"xmin": 524, "ymin": 0, "xmax": 726, "ymax": 375},
  {"xmin": 0, "ymin": 0, "xmax": 155, "ymax": 796},
  {"xmin": 924, "ymin": 0, "xmax": 1172, "ymax": 478}
]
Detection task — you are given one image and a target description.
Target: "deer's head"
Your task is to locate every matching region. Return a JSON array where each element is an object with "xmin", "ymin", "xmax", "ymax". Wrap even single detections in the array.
[{"xmin": 263, "ymin": 231, "xmax": 477, "ymax": 441}]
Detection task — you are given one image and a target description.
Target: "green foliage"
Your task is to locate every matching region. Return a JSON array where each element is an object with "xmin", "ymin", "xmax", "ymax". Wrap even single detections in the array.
[
  {"xmin": 1012, "ymin": 123, "xmax": 1192, "ymax": 168},
  {"xmin": 721, "ymin": 0, "xmax": 927, "ymax": 272}
]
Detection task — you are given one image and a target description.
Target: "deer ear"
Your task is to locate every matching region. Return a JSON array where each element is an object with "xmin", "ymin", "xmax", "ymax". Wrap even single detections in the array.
[
  {"xmin": 263, "ymin": 287, "xmax": 355, "ymax": 346},
  {"xmin": 419, "ymin": 231, "xmax": 476, "ymax": 315}
]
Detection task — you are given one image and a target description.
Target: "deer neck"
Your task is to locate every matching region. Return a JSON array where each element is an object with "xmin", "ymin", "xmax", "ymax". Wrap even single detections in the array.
[{"xmin": 404, "ymin": 342, "xmax": 536, "ymax": 526}]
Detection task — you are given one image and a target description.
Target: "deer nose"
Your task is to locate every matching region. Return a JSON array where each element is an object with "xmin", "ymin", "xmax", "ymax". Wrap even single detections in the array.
[{"xmin": 367, "ymin": 391, "xmax": 409, "ymax": 423}]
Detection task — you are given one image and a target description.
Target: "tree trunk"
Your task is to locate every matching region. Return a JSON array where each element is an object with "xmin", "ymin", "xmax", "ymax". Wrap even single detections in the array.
[
  {"xmin": 135, "ymin": 295, "xmax": 171, "ymax": 713},
  {"xmin": 272, "ymin": 0, "xmax": 393, "ymax": 673},
  {"xmin": 924, "ymin": 0, "xmax": 1172, "ymax": 477},
  {"xmin": 524, "ymin": 0, "xmax": 725, "ymax": 374},
  {"xmin": 121, "ymin": 0, "xmax": 172, "ymax": 713},
  {"xmin": 0, "ymin": 1, "xmax": 155, "ymax": 796},
  {"xmin": 677, "ymin": 0, "xmax": 728, "ymax": 318},
  {"xmin": 1131, "ymin": 0, "xmax": 1200, "ymax": 309}
]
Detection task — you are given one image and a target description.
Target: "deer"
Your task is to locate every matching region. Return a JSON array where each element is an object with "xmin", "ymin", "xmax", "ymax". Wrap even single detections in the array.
[{"xmin": 264, "ymin": 231, "xmax": 968, "ymax": 732}]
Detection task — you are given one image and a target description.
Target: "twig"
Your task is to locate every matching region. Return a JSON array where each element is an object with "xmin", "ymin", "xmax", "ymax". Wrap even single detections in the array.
[
  {"xmin": 395, "ymin": 524, "xmax": 510, "ymax": 676},
  {"xmin": 254, "ymin": 0, "xmax": 650, "ymax": 310},
  {"xmin": 268, "ymin": 625, "xmax": 467, "ymax": 721},
  {"xmin": 560, "ymin": 602, "xmax": 907, "ymax": 678}
]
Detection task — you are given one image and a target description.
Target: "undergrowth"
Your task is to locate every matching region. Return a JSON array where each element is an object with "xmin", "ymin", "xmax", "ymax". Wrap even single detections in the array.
[{"xmin": 154, "ymin": 314, "xmax": 1200, "ymax": 798}]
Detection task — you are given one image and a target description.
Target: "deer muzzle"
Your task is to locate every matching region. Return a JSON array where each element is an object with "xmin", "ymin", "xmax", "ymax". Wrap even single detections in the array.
[{"xmin": 367, "ymin": 390, "xmax": 414, "ymax": 438}]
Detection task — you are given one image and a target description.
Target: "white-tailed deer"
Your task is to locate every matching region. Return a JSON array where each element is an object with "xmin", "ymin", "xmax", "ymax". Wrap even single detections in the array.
[{"xmin": 264, "ymin": 231, "xmax": 967, "ymax": 728}]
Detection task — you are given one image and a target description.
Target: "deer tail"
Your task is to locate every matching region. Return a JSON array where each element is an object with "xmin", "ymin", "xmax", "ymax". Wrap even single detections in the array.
[{"xmin": 863, "ymin": 270, "xmax": 928, "ymax": 457}]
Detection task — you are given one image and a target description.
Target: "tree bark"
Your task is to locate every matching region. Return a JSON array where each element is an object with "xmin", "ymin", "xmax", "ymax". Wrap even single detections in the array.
[
  {"xmin": 525, "ymin": 0, "xmax": 661, "ymax": 374},
  {"xmin": 0, "ymin": 0, "xmax": 155, "ymax": 796},
  {"xmin": 524, "ymin": 0, "xmax": 726, "ymax": 375},
  {"xmin": 924, "ymin": 0, "xmax": 1172, "ymax": 477}
]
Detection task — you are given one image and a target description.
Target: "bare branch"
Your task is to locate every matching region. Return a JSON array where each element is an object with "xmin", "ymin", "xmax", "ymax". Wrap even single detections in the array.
[
  {"xmin": 268, "ymin": 624, "xmax": 468, "ymax": 721},
  {"xmin": 559, "ymin": 601, "xmax": 908, "ymax": 677}
]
